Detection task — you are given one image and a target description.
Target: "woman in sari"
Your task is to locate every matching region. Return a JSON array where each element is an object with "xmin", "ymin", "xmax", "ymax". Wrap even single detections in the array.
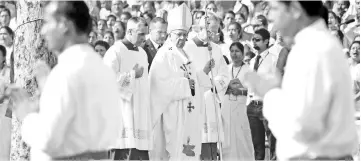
[{"xmin": 221, "ymin": 42, "xmax": 254, "ymax": 161}]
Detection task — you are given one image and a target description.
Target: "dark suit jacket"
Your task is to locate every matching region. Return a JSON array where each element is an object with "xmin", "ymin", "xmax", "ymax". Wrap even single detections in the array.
[{"xmin": 141, "ymin": 39, "xmax": 159, "ymax": 71}]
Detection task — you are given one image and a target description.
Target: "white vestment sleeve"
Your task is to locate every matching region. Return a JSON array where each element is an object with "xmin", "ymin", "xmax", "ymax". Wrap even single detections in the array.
[
  {"xmin": 196, "ymin": 52, "xmax": 229, "ymax": 96},
  {"xmin": 263, "ymin": 54, "xmax": 332, "ymax": 145},
  {"xmin": 103, "ymin": 46, "xmax": 135, "ymax": 101},
  {"xmin": 21, "ymin": 70, "xmax": 76, "ymax": 156},
  {"xmin": 212, "ymin": 55, "xmax": 230, "ymax": 97},
  {"xmin": 150, "ymin": 52, "xmax": 192, "ymax": 102},
  {"xmin": 196, "ymin": 69, "xmax": 212, "ymax": 89},
  {"xmin": 150, "ymin": 50, "xmax": 192, "ymax": 126}
]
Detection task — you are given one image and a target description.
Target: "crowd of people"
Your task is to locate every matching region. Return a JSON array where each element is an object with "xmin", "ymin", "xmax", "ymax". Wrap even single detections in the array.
[{"xmin": 0, "ymin": 0, "xmax": 359, "ymax": 161}]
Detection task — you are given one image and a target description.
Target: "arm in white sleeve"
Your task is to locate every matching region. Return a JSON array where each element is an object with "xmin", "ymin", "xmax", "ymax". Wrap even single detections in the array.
[
  {"xmin": 21, "ymin": 71, "xmax": 76, "ymax": 156},
  {"xmin": 213, "ymin": 55, "xmax": 230, "ymax": 96},
  {"xmin": 103, "ymin": 46, "xmax": 135, "ymax": 101},
  {"xmin": 149, "ymin": 52, "xmax": 192, "ymax": 102}
]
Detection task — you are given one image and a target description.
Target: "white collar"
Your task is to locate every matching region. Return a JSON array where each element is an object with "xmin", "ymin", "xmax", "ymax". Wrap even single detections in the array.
[
  {"xmin": 257, "ymin": 49, "xmax": 269, "ymax": 59},
  {"xmin": 150, "ymin": 38, "xmax": 161, "ymax": 49}
]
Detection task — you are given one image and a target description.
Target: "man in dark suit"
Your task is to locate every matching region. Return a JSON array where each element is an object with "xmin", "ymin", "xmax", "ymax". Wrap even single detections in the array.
[{"xmin": 142, "ymin": 17, "xmax": 167, "ymax": 71}]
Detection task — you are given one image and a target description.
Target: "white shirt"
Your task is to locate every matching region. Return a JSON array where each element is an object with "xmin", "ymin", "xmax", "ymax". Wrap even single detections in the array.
[
  {"xmin": 150, "ymin": 38, "xmax": 161, "ymax": 50},
  {"xmin": 263, "ymin": 19, "xmax": 358, "ymax": 160},
  {"xmin": 21, "ymin": 44, "xmax": 123, "ymax": 160},
  {"xmin": 248, "ymin": 49, "xmax": 278, "ymax": 101},
  {"xmin": 268, "ymin": 43, "xmax": 285, "ymax": 60}
]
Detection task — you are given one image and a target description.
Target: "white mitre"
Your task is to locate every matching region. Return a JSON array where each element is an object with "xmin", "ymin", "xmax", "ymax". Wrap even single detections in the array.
[{"xmin": 167, "ymin": 3, "xmax": 192, "ymax": 33}]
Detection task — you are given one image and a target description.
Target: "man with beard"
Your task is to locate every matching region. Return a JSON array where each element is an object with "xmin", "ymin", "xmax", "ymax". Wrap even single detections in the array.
[
  {"xmin": 7, "ymin": 1, "xmax": 123, "ymax": 160},
  {"xmin": 149, "ymin": 3, "xmax": 203, "ymax": 160},
  {"xmin": 103, "ymin": 17, "xmax": 151, "ymax": 160},
  {"xmin": 247, "ymin": 28, "xmax": 278, "ymax": 160},
  {"xmin": 247, "ymin": 1, "xmax": 358, "ymax": 160},
  {"xmin": 141, "ymin": 17, "xmax": 167, "ymax": 71}
]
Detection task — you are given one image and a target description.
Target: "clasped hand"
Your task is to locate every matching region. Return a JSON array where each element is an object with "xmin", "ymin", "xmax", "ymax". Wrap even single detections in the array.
[
  {"xmin": 133, "ymin": 64, "xmax": 144, "ymax": 79},
  {"xmin": 226, "ymin": 78, "xmax": 245, "ymax": 96}
]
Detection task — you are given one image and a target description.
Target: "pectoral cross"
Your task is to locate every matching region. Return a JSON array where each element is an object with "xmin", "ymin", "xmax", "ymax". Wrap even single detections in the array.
[
  {"xmin": 187, "ymin": 102, "xmax": 194, "ymax": 113},
  {"xmin": 182, "ymin": 137, "xmax": 195, "ymax": 157}
]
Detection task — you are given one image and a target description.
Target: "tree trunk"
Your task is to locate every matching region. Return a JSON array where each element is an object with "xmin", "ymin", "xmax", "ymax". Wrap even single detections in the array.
[
  {"xmin": 85, "ymin": 1, "xmax": 100, "ymax": 20},
  {"xmin": 10, "ymin": 1, "xmax": 56, "ymax": 161}
]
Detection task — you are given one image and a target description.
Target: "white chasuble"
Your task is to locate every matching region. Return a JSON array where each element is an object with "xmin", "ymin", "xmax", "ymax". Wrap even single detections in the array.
[
  {"xmin": 184, "ymin": 37, "xmax": 229, "ymax": 143},
  {"xmin": 149, "ymin": 41, "xmax": 203, "ymax": 161},
  {"xmin": 221, "ymin": 64, "xmax": 254, "ymax": 161},
  {"xmin": 103, "ymin": 39, "xmax": 152, "ymax": 150}
]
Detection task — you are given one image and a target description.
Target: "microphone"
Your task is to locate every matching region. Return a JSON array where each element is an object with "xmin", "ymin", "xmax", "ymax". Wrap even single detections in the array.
[{"xmin": 341, "ymin": 19, "xmax": 355, "ymax": 25}]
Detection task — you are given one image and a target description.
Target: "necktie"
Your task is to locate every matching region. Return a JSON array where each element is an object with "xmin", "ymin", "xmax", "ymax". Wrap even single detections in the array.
[
  {"xmin": 157, "ymin": 44, "xmax": 163, "ymax": 49},
  {"xmin": 253, "ymin": 55, "xmax": 261, "ymax": 71}
]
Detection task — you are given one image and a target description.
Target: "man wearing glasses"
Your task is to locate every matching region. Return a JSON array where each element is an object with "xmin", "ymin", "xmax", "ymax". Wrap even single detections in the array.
[
  {"xmin": 247, "ymin": 28, "xmax": 278, "ymax": 160},
  {"xmin": 149, "ymin": 3, "xmax": 203, "ymax": 160},
  {"xmin": 183, "ymin": 12, "xmax": 229, "ymax": 160}
]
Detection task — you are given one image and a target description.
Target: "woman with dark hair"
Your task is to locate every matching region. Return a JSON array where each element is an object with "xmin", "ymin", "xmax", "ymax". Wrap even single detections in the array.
[
  {"xmin": 103, "ymin": 30, "xmax": 114, "ymax": 46},
  {"xmin": 349, "ymin": 41, "xmax": 360, "ymax": 113},
  {"xmin": 0, "ymin": 26, "xmax": 13, "ymax": 67},
  {"xmin": 205, "ymin": 1, "xmax": 217, "ymax": 13},
  {"xmin": 221, "ymin": 41, "xmax": 254, "ymax": 161},
  {"xmin": 94, "ymin": 40, "xmax": 110, "ymax": 58},
  {"xmin": 97, "ymin": 19, "xmax": 107, "ymax": 39},
  {"xmin": 328, "ymin": 11, "xmax": 341, "ymax": 27},
  {"xmin": 0, "ymin": 44, "xmax": 10, "ymax": 161},
  {"xmin": 221, "ymin": 22, "xmax": 252, "ymax": 63},
  {"xmin": 141, "ymin": 11, "xmax": 154, "ymax": 25},
  {"xmin": 88, "ymin": 30, "xmax": 98, "ymax": 46}
]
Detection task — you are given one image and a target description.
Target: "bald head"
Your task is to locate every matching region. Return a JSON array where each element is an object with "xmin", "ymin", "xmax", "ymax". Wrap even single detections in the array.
[{"xmin": 126, "ymin": 17, "xmax": 147, "ymax": 31}]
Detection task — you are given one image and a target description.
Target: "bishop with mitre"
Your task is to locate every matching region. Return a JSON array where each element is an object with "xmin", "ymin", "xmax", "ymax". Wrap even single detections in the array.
[{"xmin": 149, "ymin": 3, "xmax": 203, "ymax": 161}]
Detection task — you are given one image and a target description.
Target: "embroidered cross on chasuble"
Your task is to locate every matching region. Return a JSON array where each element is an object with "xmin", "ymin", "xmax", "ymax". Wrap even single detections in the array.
[
  {"xmin": 182, "ymin": 137, "xmax": 196, "ymax": 156},
  {"xmin": 187, "ymin": 102, "xmax": 194, "ymax": 113}
]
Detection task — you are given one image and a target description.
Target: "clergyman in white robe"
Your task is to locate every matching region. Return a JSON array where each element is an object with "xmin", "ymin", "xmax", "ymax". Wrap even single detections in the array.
[
  {"xmin": 149, "ymin": 40, "xmax": 203, "ymax": 161},
  {"xmin": 183, "ymin": 36, "xmax": 229, "ymax": 160},
  {"xmin": 103, "ymin": 38, "xmax": 152, "ymax": 159}
]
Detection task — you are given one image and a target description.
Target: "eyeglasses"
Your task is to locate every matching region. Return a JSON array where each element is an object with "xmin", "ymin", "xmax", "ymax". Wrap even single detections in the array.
[
  {"xmin": 207, "ymin": 30, "xmax": 218, "ymax": 36},
  {"xmin": 243, "ymin": 59, "xmax": 251, "ymax": 63},
  {"xmin": 171, "ymin": 31, "xmax": 188, "ymax": 39},
  {"xmin": 252, "ymin": 38, "xmax": 262, "ymax": 42}
]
